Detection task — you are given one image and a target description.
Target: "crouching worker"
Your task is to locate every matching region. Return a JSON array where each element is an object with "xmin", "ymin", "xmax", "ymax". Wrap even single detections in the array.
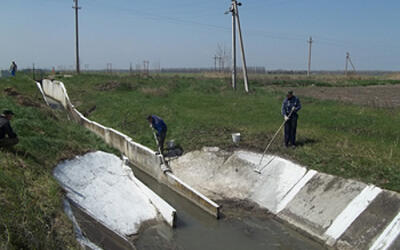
[
  {"xmin": 0, "ymin": 110, "xmax": 19, "ymax": 148},
  {"xmin": 147, "ymin": 115, "xmax": 167, "ymax": 154}
]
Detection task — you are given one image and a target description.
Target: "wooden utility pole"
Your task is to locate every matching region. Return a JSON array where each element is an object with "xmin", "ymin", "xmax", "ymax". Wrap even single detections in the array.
[
  {"xmin": 307, "ymin": 36, "xmax": 313, "ymax": 76},
  {"xmin": 226, "ymin": 0, "xmax": 249, "ymax": 92},
  {"xmin": 73, "ymin": 0, "xmax": 81, "ymax": 74}
]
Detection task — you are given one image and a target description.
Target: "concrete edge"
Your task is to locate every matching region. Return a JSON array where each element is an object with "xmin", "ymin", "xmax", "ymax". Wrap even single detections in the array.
[
  {"xmin": 66, "ymin": 197, "xmax": 135, "ymax": 248},
  {"xmin": 165, "ymin": 172, "xmax": 220, "ymax": 218},
  {"xmin": 35, "ymin": 81, "xmax": 49, "ymax": 105}
]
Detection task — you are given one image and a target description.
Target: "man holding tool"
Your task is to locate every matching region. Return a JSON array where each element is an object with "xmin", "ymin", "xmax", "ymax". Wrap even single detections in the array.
[
  {"xmin": 147, "ymin": 115, "xmax": 167, "ymax": 155},
  {"xmin": 281, "ymin": 90, "xmax": 301, "ymax": 148}
]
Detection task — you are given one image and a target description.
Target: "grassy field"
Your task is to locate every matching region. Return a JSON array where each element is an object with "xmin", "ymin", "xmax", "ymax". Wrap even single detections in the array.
[
  {"xmin": 56, "ymin": 73, "xmax": 400, "ymax": 192},
  {"xmin": 0, "ymin": 75, "xmax": 114, "ymax": 249}
]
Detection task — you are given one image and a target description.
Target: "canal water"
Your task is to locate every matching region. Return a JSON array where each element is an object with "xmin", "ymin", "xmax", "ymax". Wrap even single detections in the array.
[{"xmin": 132, "ymin": 166, "xmax": 324, "ymax": 250}]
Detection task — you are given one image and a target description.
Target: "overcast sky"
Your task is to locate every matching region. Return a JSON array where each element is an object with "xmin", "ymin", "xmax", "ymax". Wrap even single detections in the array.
[{"xmin": 1, "ymin": 0, "xmax": 399, "ymax": 71}]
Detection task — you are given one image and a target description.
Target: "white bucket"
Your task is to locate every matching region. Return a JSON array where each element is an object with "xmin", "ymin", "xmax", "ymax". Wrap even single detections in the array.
[
  {"xmin": 232, "ymin": 133, "xmax": 241, "ymax": 144},
  {"xmin": 167, "ymin": 140, "xmax": 175, "ymax": 149}
]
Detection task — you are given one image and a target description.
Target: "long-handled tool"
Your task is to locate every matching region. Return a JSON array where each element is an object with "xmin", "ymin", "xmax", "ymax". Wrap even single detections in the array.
[
  {"xmin": 254, "ymin": 107, "xmax": 296, "ymax": 174},
  {"xmin": 151, "ymin": 127, "xmax": 171, "ymax": 173}
]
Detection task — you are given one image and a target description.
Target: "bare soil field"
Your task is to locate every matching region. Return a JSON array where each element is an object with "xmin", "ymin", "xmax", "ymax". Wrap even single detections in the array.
[{"xmin": 275, "ymin": 84, "xmax": 400, "ymax": 108}]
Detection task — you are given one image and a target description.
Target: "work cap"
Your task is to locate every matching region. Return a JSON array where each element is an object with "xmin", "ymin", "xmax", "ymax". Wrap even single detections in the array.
[
  {"xmin": 3, "ymin": 110, "xmax": 14, "ymax": 115},
  {"xmin": 287, "ymin": 90, "xmax": 293, "ymax": 95}
]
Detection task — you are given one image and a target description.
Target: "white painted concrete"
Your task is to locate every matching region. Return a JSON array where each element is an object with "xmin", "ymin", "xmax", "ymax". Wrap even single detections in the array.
[
  {"xmin": 54, "ymin": 151, "xmax": 169, "ymax": 236},
  {"xmin": 325, "ymin": 185, "xmax": 382, "ymax": 245},
  {"xmin": 35, "ymin": 82, "xmax": 49, "ymax": 105},
  {"xmin": 170, "ymin": 148, "xmax": 308, "ymax": 213},
  {"xmin": 121, "ymin": 155, "xmax": 176, "ymax": 227},
  {"xmin": 370, "ymin": 212, "xmax": 400, "ymax": 250},
  {"xmin": 276, "ymin": 170, "xmax": 318, "ymax": 213}
]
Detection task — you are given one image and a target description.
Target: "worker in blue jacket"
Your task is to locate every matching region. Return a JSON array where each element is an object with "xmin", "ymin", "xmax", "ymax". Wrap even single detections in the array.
[
  {"xmin": 147, "ymin": 115, "xmax": 167, "ymax": 154},
  {"xmin": 281, "ymin": 91, "xmax": 301, "ymax": 148}
]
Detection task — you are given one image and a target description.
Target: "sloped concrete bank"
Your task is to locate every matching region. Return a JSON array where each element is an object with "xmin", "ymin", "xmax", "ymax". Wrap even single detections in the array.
[
  {"xmin": 37, "ymin": 79, "xmax": 219, "ymax": 218},
  {"xmin": 54, "ymin": 151, "xmax": 176, "ymax": 249},
  {"xmin": 169, "ymin": 147, "xmax": 400, "ymax": 250}
]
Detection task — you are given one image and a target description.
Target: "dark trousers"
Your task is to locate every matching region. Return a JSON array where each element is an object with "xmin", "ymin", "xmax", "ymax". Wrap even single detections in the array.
[
  {"xmin": 0, "ymin": 137, "xmax": 19, "ymax": 148},
  {"xmin": 284, "ymin": 116, "xmax": 297, "ymax": 147},
  {"xmin": 157, "ymin": 129, "xmax": 167, "ymax": 153}
]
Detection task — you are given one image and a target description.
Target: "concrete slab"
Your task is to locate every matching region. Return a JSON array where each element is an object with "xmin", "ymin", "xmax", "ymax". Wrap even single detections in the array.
[
  {"xmin": 370, "ymin": 211, "xmax": 400, "ymax": 250},
  {"xmin": 278, "ymin": 172, "xmax": 366, "ymax": 240},
  {"xmin": 324, "ymin": 185, "xmax": 382, "ymax": 245},
  {"xmin": 236, "ymin": 151, "xmax": 308, "ymax": 213},
  {"xmin": 170, "ymin": 148, "xmax": 310, "ymax": 214},
  {"xmin": 336, "ymin": 190, "xmax": 400, "ymax": 250},
  {"xmin": 54, "ymin": 151, "xmax": 170, "ymax": 236},
  {"xmin": 388, "ymin": 234, "xmax": 400, "ymax": 250}
]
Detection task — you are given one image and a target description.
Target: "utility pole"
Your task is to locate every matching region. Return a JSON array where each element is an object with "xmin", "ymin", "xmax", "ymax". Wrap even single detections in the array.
[
  {"xmin": 130, "ymin": 62, "xmax": 133, "ymax": 75},
  {"xmin": 32, "ymin": 63, "xmax": 35, "ymax": 80},
  {"xmin": 307, "ymin": 36, "xmax": 313, "ymax": 77},
  {"xmin": 226, "ymin": 0, "xmax": 249, "ymax": 92},
  {"xmin": 230, "ymin": 3, "xmax": 237, "ymax": 89},
  {"xmin": 213, "ymin": 55, "xmax": 218, "ymax": 71},
  {"xmin": 73, "ymin": 0, "xmax": 81, "ymax": 74},
  {"xmin": 233, "ymin": 1, "xmax": 249, "ymax": 92},
  {"xmin": 106, "ymin": 63, "xmax": 112, "ymax": 74},
  {"xmin": 345, "ymin": 52, "xmax": 356, "ymax": 75}
]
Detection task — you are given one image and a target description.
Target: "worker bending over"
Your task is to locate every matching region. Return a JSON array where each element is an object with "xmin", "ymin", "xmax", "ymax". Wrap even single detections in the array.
[
  {"xmin": 147, "ymin": 115, "xmax": 167, "ymax": 154},
  {"xmin": 281, "ymin": 91, "xmax": 301, "ymax": 148}
]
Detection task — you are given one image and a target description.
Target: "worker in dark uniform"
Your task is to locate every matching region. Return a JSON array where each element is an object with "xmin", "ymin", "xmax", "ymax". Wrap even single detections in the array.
[
  {"xmin": 0, "ymin": 110, "xmax": 19, "ymax": 148},
  {"xmin": 281, "ymin": 91, "xmax": 301, "ymax": 148},
  {"xmin": 147, "ymin": 115, "xmax": 167, "ymax": 154}
]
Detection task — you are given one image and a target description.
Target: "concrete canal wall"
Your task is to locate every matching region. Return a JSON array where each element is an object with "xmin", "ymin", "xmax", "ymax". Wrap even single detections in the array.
[{"xmin": 170, "ymin": 147, "xmax": 400, "ymax": 250}]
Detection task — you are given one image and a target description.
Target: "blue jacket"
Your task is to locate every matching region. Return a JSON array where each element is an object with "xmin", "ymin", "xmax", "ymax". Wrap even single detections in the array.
[
  {"xmin": 151, "ymin": 115, "xmax": 167, "ymax": 135},
  {"xmin": 281, "ymin": 96, "xmax": 301, "ymax": 117}
]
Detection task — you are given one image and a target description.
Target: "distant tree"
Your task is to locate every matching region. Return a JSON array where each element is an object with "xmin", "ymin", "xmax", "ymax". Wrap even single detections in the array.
[{"xmin": 216, "ymin": 43, "xmax": 230, "ymax": 72}]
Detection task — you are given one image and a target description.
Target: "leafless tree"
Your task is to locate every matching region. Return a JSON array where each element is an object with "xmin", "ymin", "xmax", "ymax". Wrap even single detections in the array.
[{"xmin": 216, "ymin": 43, "xmax": 230, "ymax": 72}]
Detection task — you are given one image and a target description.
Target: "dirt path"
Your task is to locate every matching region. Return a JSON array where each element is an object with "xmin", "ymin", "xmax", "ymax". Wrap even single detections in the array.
[{"xmin": 274, "ymin": 84, "xmax": 400, "ymax": 108}]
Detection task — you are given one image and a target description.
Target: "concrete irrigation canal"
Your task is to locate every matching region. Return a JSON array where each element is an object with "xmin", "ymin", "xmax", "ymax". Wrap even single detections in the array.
[
  {"xmin": 54, "ymin": 151, "xmax": 323, "ymax": 250},
  {"xmin": 37, "ymin": 79, "xmax": 400, "ymax": 249}
]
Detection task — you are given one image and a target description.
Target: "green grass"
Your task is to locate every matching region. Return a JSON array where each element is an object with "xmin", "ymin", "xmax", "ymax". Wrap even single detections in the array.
[
  {"xmin": 0, "ymin": 75, "xmax": 115, "ymax": 249},
  {"xmin": 58, "ymin": 73, "xmax": 400, "ymax": 192}
]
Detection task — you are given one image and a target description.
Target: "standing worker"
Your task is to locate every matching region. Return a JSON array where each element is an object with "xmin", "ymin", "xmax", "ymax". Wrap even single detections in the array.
[
  {"xmin": 281, "ymin": 90, "xmax": 301, "ymax": 148},
  {"xmin": 9, "ymin": 61, "xmax": 17, "ymax": 77},
  {"xmin": 147, "ymin": 115, "xmax": 167, "ymax": 154},
  {"xmin": 0, "ymin": 110, "xmax": 19, "ymax": 148}
]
